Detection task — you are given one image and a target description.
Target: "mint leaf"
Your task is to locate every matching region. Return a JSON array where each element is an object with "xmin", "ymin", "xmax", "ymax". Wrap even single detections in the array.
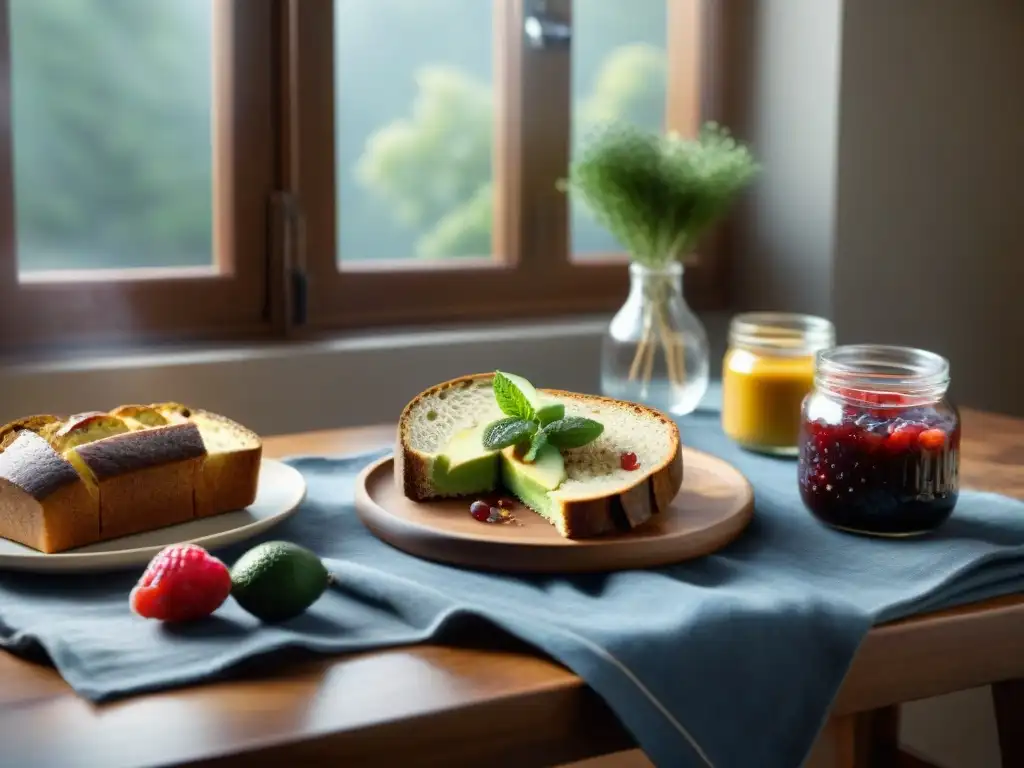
[
  {"xmin": 482, "ymin": 417, "xmax": 537, "ymax": 451},
  {"xmin": 492, "ymin": 371, "xmax": 534, "ymax": 420},
  {"xmin": 544, "ymin": 417, "xmax": 604, "ymax": 449},
  {"xmin": 523, "ymin": 430, "xmax": 548, "ymax": 463}
]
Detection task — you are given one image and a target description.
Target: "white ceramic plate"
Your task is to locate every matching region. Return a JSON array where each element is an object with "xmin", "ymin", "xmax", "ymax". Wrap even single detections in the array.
[{"xmin": 0, "ymin": 459, "xmax": 307, "ymax": 574}]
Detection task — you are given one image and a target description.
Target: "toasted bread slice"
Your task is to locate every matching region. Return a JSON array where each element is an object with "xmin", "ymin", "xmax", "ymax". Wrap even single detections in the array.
[
  {"xmin": 50, "ymin": 412, "xmax": 135, "ymax": 453},
  {"xmin": 109, "ymin": 404, "xmax": 170, "ymax": 430},
  {"xmin": 0, "ymin": 414, "xmax": 63, "ymax": 453},
  {"xmin": 67, "ymin": 423, "xmax": 206, "ymax": 539},
  {"xmin": 0, "ymin": 432, "xmax": 100, "ymax": 553},
  {"xmin": 150, "ymin": 401, "xmax": 192, "ymax": 424},
  {"xmin": 151, "ymin": 405, "xmax": 262, "ymax": 517},
  {"xmin": 396, "ymin": 374, "xmax": 683, "ymax": 538}
]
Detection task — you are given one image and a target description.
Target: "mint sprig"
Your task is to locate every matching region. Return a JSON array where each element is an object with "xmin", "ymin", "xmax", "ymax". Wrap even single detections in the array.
[
  {"xmin": 492, "ymin": 371, "xmax": 534, "ymax": 420},
  {"xmin": 480, "ymin": 372, "xmax": 605, "ymax": 462}
]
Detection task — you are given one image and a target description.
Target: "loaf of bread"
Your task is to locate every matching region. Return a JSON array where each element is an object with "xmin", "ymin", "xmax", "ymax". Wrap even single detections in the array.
[{"xmin": 0, "ymin": 405, "xmax": 263, "ymax": 553}]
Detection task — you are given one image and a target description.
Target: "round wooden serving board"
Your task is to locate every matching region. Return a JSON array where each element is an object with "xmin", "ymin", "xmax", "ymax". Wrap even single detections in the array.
[{"xmin": 355, "ymin": 447, "xmax": 754, "ymax": 573}]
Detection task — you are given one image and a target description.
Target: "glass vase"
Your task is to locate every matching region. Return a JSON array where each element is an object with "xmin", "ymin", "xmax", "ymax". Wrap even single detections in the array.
[{"xmin": 601, "ymin": 262, "xmax": 710, "ymax": 416}]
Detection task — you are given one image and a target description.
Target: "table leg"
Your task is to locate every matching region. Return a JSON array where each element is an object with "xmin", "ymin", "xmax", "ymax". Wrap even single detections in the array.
[
  {"xmin": 834, "ymin": 707, "xmax": 902, "ymax": 768},
  {"xmin": 992, "ymin": 679, "xmax": 1024, "ymax": 768},
  {"xmin": 806, "ymin": 707, "xmax": 902, "ymax": 768}
]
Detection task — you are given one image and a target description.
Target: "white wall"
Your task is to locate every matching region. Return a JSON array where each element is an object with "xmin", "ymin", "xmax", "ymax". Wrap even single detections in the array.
[
  {"xmin": 727, "ymin": 0, "xmax": 842, "ymax": 319},
  {"xmin": 729, "ymin": 0, "xmax": 1024, "ymax": 420},
  {"xmin": 728, "ymin": 0, "xmax": 1023, "ymax": 765},
  {"xmin": 833, "ymin": 0, "xmax": 1024, "ymax": 417},
  {"xmin": 834, "ymin": 3, "xmax": 1022, "ymax": 759}
]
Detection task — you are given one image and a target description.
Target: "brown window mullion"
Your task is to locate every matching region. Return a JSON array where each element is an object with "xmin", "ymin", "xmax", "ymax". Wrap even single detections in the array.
[
  {"xmin": 666, "ymin": 0, "xmax": 703, "ymax": 139},
  {"xmin": 513, "ymin": 0, "xmax": 569, "ymax": 284},
  {"xmin": 667, "ymin": 0, "xmax": 728, "ymax": 309}
]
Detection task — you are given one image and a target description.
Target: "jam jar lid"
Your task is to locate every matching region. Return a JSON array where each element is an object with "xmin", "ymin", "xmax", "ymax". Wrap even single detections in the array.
[
  {"xmin": 815, "ymin": 344, "xmax": 950, "ymax": 406},
  {"xmin": 729, "ymin": 313, "xmax": 835, "ymax": 356}
]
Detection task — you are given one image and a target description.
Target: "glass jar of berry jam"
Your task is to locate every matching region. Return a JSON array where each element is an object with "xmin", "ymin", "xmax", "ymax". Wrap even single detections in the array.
[
  {"xmin": 798, "ymin": 345, "xmax": 960, "ymax": 537},
  {"xmin": 722, "ymin": 313, "xmax": 835, "ymax": 455}
]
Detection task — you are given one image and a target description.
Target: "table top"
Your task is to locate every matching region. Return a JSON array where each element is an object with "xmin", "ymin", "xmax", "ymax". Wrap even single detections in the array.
[{"xmin": 2, "ymin": 410, "xmax": 1023, "ymax": 768}]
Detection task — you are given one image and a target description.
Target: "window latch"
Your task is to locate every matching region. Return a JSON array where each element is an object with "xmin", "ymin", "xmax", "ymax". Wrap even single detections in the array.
[
  {"xmin": 269, "ymin": 191, "xmax": 308, "ymax": 330},
  {"xmin": 523, "ymin": 0, "xmax": 571, "ymax": 50}
]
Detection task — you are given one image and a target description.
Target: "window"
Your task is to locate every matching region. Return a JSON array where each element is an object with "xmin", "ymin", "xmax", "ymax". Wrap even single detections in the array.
[
  {"xmin": 0, "ymin": 0, "xmax": 274, "ymax": 349},
  {"xmin": 0, "ymin": 0, "xmax": 719, "ymax": 351}
]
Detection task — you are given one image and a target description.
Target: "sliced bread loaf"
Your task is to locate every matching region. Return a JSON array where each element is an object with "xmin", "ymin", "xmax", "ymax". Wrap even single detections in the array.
[{"xmin": 0, "ymin": 403, "xmax": 262, "ymax": 552}]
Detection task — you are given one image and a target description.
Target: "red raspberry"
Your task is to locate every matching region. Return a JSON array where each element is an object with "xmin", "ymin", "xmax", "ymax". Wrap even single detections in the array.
[
  {"xmin": 130, "ymin": 544, "xmax": 232, "ymax": 622},
  {"xmin": 918, "ymin": 428, "xmax": 947, "ymax": 451},
  {"xmin": 885, "ymin": 424, "xmax": 925, "ymax": 453},
  {"xmin": 620, "ymin": 452, "xmax": 640, "ymax": 471}
]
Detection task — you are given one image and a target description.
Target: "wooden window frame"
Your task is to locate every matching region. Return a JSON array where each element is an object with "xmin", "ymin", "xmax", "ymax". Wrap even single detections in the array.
[
  {"xmin": 0, "ymin": 0, "xmax": 277, "ymax": 352},
  {"xmin": 0, "ymin": 0, "xmax": 726, "ymax": 353},
  {"xmin": 288, "ymin": 0, "xmax": 725, "ymax": 337}
]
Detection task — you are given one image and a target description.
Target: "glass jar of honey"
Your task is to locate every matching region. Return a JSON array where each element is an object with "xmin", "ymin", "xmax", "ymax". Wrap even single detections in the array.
[{"xmin": 722, "ymin": 313, "xmax": 835, "ymax": 455}]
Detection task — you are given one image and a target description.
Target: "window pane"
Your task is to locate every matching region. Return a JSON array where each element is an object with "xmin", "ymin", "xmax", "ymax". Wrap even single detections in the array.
[
  {"xmin": 10, "ymin": 0, "xmax": 214, "ymax": 272},
  {"xmin": 571, "ymin": 0, "xmax": 668, "ymax": 256},
  {"xmin": 335, "ymin": 0, "xmax": 495, "ymax": 263}
]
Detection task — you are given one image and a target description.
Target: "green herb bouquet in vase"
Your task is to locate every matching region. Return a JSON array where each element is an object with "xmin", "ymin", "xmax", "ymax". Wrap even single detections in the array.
[{"xmin": 562, "ymin": 122, "xmax": 759, "ymax": 416}]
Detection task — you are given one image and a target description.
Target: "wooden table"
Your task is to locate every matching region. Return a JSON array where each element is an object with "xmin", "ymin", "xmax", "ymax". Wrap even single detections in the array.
[{"xmin": 1, "ymin": 411, "xmax": 1022, "ymax": 768}]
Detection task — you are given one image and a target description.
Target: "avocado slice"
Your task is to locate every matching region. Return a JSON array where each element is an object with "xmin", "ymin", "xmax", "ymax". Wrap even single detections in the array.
[
  {"xmin": 502, "ymin": 372, "xmax": 564, "ymax": 426},
  {"xmin": 432, "ymin": 423, "xmax": 500, "ymax": 495},
  {"xmin": 535, "ymin": 402, "xmax": 565, "ymax": 427},
  {"xmin": 500, "ymin": 444, "xmax": 567, "ymax": 521}
]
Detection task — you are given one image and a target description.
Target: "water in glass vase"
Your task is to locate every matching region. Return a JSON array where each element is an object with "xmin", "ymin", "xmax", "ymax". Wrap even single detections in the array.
[{"xmin": 601, "ymin": 263, "xmax": 709, "ymax": 416}]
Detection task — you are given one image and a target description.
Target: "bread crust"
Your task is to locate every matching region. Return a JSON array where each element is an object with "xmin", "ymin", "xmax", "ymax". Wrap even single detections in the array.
[
  {"xmin": 395, "ymin": 374, "xmax": 484, "ymax": 501},
  {"xmin": 69, "ymin": 423, "xmax": 207, "ymax": 539},
  {"xmin": 395, "ymin": 374, "xmax": 684, "ymax": 539},
  {"xmin": 0, "ymin": 432, "xmax": 100, "ymax": 553},
  {"xmin": 98, "ymin": 459, "xmax": 201, "ymax": 539},
  {"xmin": 73, "ymin": 423, "xmax": 206, "ymax": 481},
  {"xmin": 188, "ymin": 409, "xmax": 262, "ymax": 517},
  {"xmin": 195, "ymin": 446, "xmax": 262, "ymax": 517}
]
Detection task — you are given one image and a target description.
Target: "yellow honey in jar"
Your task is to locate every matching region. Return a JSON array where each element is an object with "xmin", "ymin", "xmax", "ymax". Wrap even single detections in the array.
[{"xmin": 722, "ymin": 313, "xmax": 835, "ymax": 455}]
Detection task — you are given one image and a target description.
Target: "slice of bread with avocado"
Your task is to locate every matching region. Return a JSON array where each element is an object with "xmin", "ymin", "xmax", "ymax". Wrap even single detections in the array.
[{"xmin": 396, "ymin": 372, "xmax": 683, "ymax": 538}]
